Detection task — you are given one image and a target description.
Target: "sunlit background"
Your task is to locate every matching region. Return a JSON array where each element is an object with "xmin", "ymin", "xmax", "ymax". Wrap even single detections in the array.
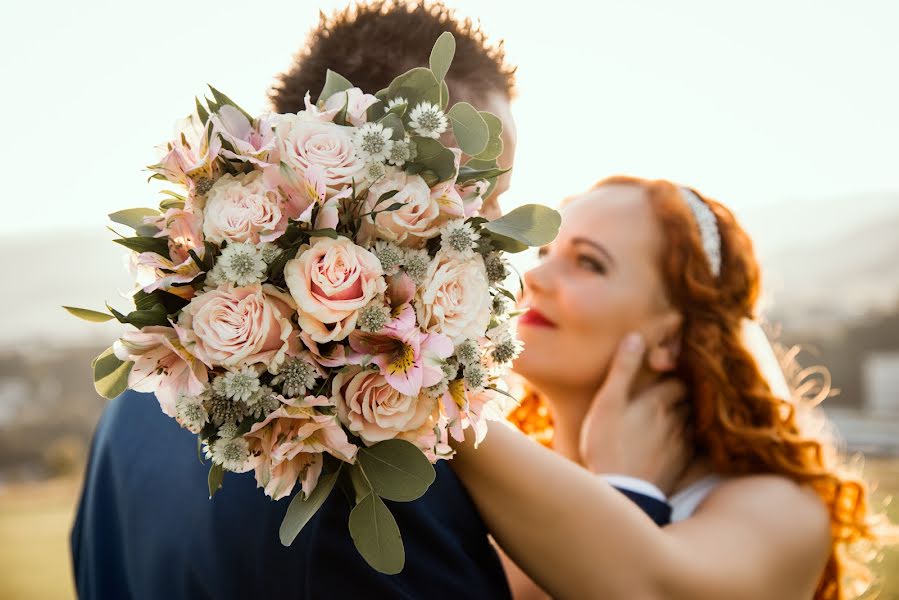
[{"xmin": 2, "ymin": 1, "xmax": 898, "ymax": 598}]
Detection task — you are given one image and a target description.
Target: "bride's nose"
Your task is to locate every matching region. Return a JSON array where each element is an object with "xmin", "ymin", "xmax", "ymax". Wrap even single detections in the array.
[{"xmin": 522, "ymin": 259, "xmax": 553, "ymax": 297}]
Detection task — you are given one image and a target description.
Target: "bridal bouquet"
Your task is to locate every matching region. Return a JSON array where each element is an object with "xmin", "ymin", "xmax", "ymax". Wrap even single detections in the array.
[{"xmin": 66, "ymin": 33, "xmax": 559, "ymax": 573}]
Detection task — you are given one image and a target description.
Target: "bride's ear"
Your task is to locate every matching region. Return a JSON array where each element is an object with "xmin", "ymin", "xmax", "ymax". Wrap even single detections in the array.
[{"xmin": 647, "ymin": 311, "xmax": 682, "ymax": 373}]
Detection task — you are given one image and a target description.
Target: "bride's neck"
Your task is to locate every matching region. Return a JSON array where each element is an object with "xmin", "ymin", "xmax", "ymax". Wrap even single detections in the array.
[{"xmin": 540, "ymin": 386, "xmax": 593, "ymax": 464}]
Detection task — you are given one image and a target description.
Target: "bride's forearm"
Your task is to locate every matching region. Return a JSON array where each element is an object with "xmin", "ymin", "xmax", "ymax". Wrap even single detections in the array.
[{"xmin": 451, "ymin": 424, "xmax": 671, "ymax": 599}]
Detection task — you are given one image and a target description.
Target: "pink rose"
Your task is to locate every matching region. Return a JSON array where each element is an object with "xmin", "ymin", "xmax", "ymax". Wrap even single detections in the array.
[
  {"xmin": 177, "ymin": 283, "xmax": 299, "ymax": 370},
  {"xmin": 322, "ymin": 87, "xmax": 379, "ymax": 127},
  {"xmin": 415, "ymin": 252, "xmax": 492, "ymax": 344},
  {"xmin": 113, "ymin": 326, "xmax": 209, "ymax": 417},
  {"xmin": 275, "ymin": 115, "xmax": 364, "ymax": 195},
  {"xmin": 361, "ymin": 170, "xmax": 443, "ymax": 248},
  {"xmin": 284, "ymin": 237, "xmax": 386, "ymax": 343},
  {"xmin": 202, "ymin": 172, "xmax": 289, "ymax": 245},
  {"xmin": 246, "ymin": 394, "xmax": 357, "ymax": 500},
  {"xmin": 333, "ymin": 366, "xmax": 437, "ymax": 444}
]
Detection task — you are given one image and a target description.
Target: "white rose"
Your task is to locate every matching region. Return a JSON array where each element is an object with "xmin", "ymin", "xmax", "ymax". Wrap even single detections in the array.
[{"xmin": 415, "ymin": 252, "xmax": 492, "ymax": 344}]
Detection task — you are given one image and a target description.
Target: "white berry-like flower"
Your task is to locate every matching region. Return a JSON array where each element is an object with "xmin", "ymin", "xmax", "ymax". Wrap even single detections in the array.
[
  {"xmin": 387, "ymin": 140, "xmax": 413, "ymax": 166},
  {"xmin": 358, "ymin": 299, "xmax": 391, "ymax": 333},
  {"xmin": 210, "ymin": 434, "xmax": 251, "ymax": 472},
  {"xmin": 408, "ymin": 102, "xmax": 448, "ymax": 139},
  {"xmin": 372, "ymin": 240, "xmax": 404, "ymax": 275},
  {"xmin": 271, "ymin": 357, "xmax": 320, "ymax": 398},
  {"xmin": 354, "ymin": 122, "xmax": 394, "ymax": 162},
  {"xmin": 257, "ymin": 242, "xmax": 283, "ymax": 264},
  {"xmin": 439, "ymin": 220, "xmax": 480, "ymax": 260},
  {"xmin": 455, "ymin": 339, "xmax": 480, "ymax": 366},
  {"xmin": 363, "ymin": 160, "xmax": 387, "ymax": 182},
  {"xmin": 175, "ymin": 392, "xmax": 210, "ymax": 434},
  {"xmin": 463, "ymin": 362, "xmax": 487, "ymax": 393},
  {"xmin": 219, "ymin": 242, "xmax": 266, "ymax": 286},
  {"xmin": 385, "ymin": 97, "xmax": 408, "ymax": 112},
  {"xmin": 223, "ymin": 366, "xmax": 261, "ymax": 402},
  {"xmin": 403, "ymin": 248, "xmax": 431, "ymax": 285}
]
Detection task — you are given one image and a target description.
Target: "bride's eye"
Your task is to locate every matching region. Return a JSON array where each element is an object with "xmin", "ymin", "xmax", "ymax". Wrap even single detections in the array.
[{"xmin": 577, "ymin": 254, "xmax": 606, "ymax": 274}]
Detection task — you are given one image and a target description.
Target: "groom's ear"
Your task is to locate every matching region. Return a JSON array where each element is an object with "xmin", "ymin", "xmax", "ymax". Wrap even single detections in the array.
[{"xmin": 647, "ymin": 311, "xmax": 683, "ymax": 373}]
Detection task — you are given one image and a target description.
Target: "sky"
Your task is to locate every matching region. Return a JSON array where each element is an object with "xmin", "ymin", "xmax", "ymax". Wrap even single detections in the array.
[
  {"xmin": 2, "ymin": 0, "xmax": 897, "ymax": 237},
  {"xmin": 1, "ymin": 0, "xmax": 898, "ymax": 347}
]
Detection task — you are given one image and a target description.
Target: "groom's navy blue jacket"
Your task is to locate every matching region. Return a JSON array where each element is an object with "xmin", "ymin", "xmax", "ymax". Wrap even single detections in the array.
[{"xmin": 71, "ymin": 390, "xmax": 671, "ymax": 600}]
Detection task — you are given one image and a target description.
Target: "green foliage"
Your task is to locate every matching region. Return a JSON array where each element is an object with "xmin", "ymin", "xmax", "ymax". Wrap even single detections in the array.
[
  {"xmin": 473, "ymin": 112, "xmax": 504, "ymax": 161},
  {"xmin": 447, "ymin": 102, "xmax": 489, "ymax": 156},
  {"xmin": 357, "ymin": 439, "xmax": 436, "ymax": 502},
  {"xmin": 208, "ymin": 464, "xmax": 223, "ymax": 498},
  {"xmin": 62, "ymin": 306, "xmax": 115, "ymax": 323},
  {"xmin": 385, "ymin": 67, "xmax": 441, "ymax": 110},
  {"xmin": 91, "ymin": 347, "xmax": 132, "ymax": 400},
  {"xmin": 317, "ymin": 70, "xmax": 354, "ymax": 105},
  {"xmin": 429, "ymin": 31, "xmax": 456, "ymax": 82},
  {"xmin": 482, "ymin": 204, "xmax": 562, "ymax": 251},
  {"xmin": 279, "ymin": 465, "xmax": 342, "ymax": 546},
  {"xmin": 348, "ymin": 493, "xmax": 404, "ymax": 575}
]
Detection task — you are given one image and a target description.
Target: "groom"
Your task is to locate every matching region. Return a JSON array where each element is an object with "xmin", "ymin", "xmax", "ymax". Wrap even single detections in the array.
[{"xmin": 71, "ymin": 3, "xmax": 673, "ymax": 599}]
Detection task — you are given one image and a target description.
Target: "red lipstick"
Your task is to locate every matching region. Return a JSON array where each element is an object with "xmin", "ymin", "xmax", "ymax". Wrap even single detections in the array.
[{"xmin": 518, "ymin": 307, "xmax": 557, "ymax": 328}]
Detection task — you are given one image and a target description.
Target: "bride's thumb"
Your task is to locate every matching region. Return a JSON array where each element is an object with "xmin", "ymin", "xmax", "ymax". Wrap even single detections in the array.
[{"xmin": 596, "ymin": 333, "xmax": 646, "ymax": 407}]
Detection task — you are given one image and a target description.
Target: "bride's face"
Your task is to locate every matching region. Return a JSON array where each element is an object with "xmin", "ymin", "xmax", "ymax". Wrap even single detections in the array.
[{"xmin": 514, "ymin": 184, "xmax": 679, "ymax": 392}]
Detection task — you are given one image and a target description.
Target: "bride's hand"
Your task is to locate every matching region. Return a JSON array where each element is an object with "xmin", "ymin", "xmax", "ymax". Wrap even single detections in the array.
[{"xmin": 578, "ymin": 333, "xmax": 690, "ymax": 495}]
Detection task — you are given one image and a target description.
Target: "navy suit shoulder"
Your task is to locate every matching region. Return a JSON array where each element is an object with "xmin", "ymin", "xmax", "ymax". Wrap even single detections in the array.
[
  {"xmin": 71, "ymin": 390, "xmax": 312, "ymax": 600},
  {"xmin": 302, "ymin": 460, "xmax": 512, "ymax": 600}
]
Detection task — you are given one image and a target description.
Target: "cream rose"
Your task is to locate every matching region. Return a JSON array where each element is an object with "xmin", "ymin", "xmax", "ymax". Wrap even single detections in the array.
[
  {"xmin": 333, "ymin": 366, "xmax": 436, "ymax": 444},
  {"xmin": 202, "ymin": 172, "xmax": 289, "ymax": 245},
  {"xmin": 177, "ymin": 282, "xmax": 298, "ymax": 369},
  {"xmin": 362, "ymin": 170, "xmax": 443, "ymax": 247},
  {"xmin": 285, "ymin": 236, "xmax": 386, "ymax": 343},
  {"xmin": 415, "ymin": 252, "xmax": 492, "ymax": 344},
  {"xmin": 275, "ymin": 116, "xmax": 364, "ymax": 193}
]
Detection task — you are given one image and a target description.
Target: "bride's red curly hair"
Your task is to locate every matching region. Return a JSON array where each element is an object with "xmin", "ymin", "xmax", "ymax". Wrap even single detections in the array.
[{"xmin": 508, "ymin": 175, "xmax": 890, "ymax": 599}]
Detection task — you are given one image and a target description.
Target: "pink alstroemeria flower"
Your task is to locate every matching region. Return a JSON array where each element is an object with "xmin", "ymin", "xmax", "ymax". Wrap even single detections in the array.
[{"xmin": 348, "ymin": 285, "xmax": 453, "ymax": 397}]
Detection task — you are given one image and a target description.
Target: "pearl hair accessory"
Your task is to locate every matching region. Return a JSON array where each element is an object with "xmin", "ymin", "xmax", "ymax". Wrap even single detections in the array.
[{"xmin": 679, "ymin": 187, "xmax": 722, "ymax": 277}]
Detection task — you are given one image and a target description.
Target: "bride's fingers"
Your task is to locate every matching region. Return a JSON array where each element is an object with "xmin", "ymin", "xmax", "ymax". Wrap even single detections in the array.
[{"xmin": 596, "ymin": 332, "xmax": 646, "ymax": 408}]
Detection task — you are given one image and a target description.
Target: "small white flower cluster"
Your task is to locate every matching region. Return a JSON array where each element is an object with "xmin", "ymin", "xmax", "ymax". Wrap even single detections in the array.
[
  {"xmin": 207, "ymin": 242, "xmax": 268, "ymax": 287},
  {"xmin": 439, "ymin": 220, "xmax": 480, "ymax": 260}
]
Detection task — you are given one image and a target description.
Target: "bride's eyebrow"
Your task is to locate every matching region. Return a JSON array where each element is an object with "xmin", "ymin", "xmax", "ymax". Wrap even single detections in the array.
[{"xmin": 571, "ymin": 237, "xmax": 615, "ymax": 265}]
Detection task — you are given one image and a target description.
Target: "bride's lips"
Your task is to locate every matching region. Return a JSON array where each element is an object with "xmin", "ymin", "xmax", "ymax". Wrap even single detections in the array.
[{"xmin": 518, "ymin": 307, "xmax": 558, "ymax": 328}]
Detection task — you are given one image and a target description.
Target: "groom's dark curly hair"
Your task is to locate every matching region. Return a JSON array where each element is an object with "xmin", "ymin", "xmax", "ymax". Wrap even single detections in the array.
[{"xmin": 269, "ymin": 0, "xmax": 517, "ymax": 112}]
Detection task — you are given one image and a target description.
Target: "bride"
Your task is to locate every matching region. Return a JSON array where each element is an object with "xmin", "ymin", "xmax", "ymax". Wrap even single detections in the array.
[{"xmin": 451, "ymin": 176, "xmax": 886, "ymax": 599}]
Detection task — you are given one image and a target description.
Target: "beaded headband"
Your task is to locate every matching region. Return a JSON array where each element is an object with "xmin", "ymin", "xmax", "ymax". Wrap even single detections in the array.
[{"xmin": 679, "ymin": 187, "xmax": 722, "ymax": 277}]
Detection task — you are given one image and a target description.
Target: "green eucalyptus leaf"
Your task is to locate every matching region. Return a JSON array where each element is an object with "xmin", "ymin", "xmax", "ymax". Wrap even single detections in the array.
[
  {"xmin": 439, "ymin": 80, "xmax": 450, "ymax": 110},
  {"xmin": 112, "ymin": 236, "xmax": 171, "ymax": 260},
  {"xmin": 92, "ymin": 347, "xmax": 132, "ymax": 400},
  {"xmin": 108, "ymin": 208, "xmax": 159, "ymax": 231},
  {"xmin": 358, "ymin": 439, "xmax": 436, "ymax": 502},
  {"xmin": 483, "ymin": 204, "xmax": 561, "ymax": 248},
  {"xmin": 208, "ymin": 464, "xmax": 224, "ymax": 498},
  {"xmin": 385, "ymin": 67, "xmax": 440, "ymax": 110},
  {"xmin": 123, "ymin": 304, "xmax": 171, "ymax": 328},
  {"xmin": 429, "ymin": 32, "xmax": 456, "ymax": 82},
  {"xmin": 384, "ymin": 102, "xmax": 407, "ymax": 118},
  {"xmin": 456, "ymin": 165, "xmax": 510, "ymax": 185},
  {"xmin": 408, "ymin": 137, "xmax": 456, "ymax": 183},
  {"xmin": 349, "ymin": 493, "xmax": 405, "ymax": 574},
  {"xmin": 318, "ymin": 69, "xmax": 353, "ymax": 105},
  {"xmin": 447, "ymin": 103, "xmax": 489, "ymax": 156},
  {"xmin": 195, "ymin": 97, "xmax": 210, "ymax": 125},
  {"xmin": 473, "ymin": 112, "xmax": 504, "ymax": 161},
  {"xmin": 279, "ymin": 466, "xmax": 341, "ymax": 546},
  {"xmin": 63, "ymin": 306, "xmax": 115, "ymax": 323},
  {"xmin": 377, "ymin": 113, "xmax": 406, "ymax": 141},
  {"xmin": 485, "ymin": 231, "xmax": 529, "ymax": 253}
]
